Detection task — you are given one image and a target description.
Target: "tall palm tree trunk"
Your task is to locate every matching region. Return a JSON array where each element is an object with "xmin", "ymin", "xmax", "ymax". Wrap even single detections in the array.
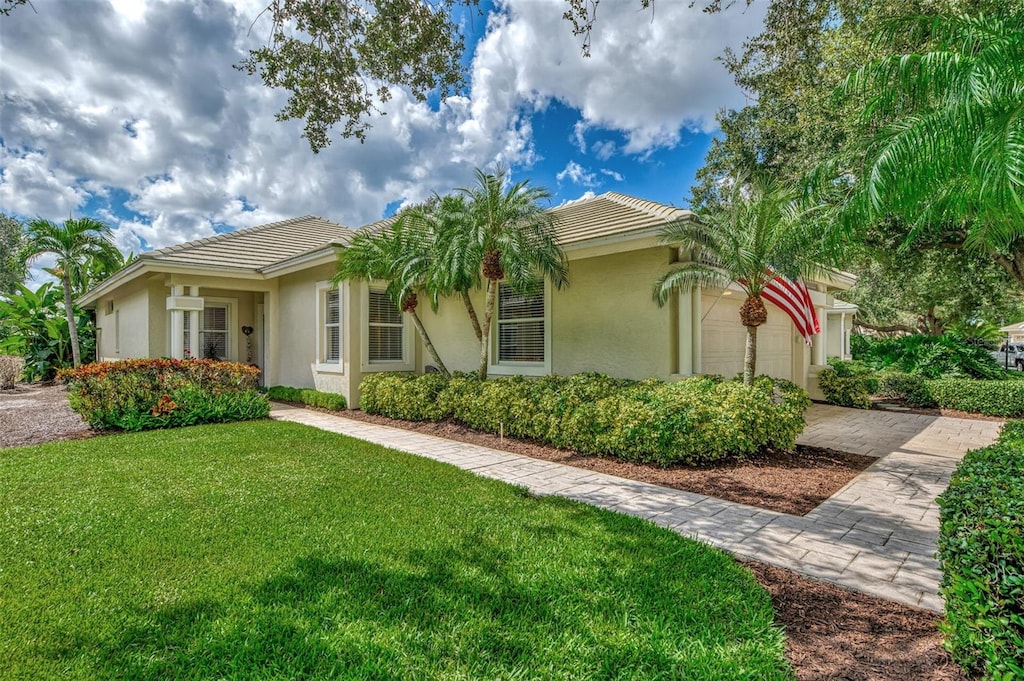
[
  {"xmin": 461, "ymin": 290, "xmax": 483, "ymax": 342},
  {"xmin": 61, "ymin": 275, "xmax": 82, "ymax": 367},
  {"xmin": 409, "ymin": 310, "xmax": 450, "ymax": 378},
  {"xmin": 478, "ymin": 279, "xmax": 497, "ymax": 379},
  {"xmin": 743, "ymin": 325, "xmax": 757, "ymax": 386}
]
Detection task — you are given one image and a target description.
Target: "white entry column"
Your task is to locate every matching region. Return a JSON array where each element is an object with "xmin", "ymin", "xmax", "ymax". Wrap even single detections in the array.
[{"xmin": 167, "ymin": 285, "xmax": 203, "ymax": 359}]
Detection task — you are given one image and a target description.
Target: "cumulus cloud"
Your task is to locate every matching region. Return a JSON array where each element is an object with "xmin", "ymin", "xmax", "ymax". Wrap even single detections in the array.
[
  {"xmin": 476, "ymin": 0, "xmax": 765, "ymax": 154},
  {"xmin": 556, "ymin": 161, "xmax": 598, "ymax": 187},
  {"xmin": 600, "ymin": 168, "xmax": 625, "ymax": 182},
  {"xmin": 0, "ymin": 0, "xmax": 760, "ymax": 255}
]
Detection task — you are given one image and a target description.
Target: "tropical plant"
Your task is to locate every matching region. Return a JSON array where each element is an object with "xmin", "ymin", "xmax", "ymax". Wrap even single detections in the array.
[
  {"xmin": 840, "ymin": 9, "xmax": 1024, "ymax": 275},
  {"xmin": 333, "ymin": 213, "xmax": 451, "ymax": 376},
  {"xmin": 440, "ymin": 167, "xmax": 569, "ymax": 379},
  {"xmin": 0, "ymin": 282, "xmax": 94, "ymax": 381},
  {"xmin": 655, "ymin": 173, "xmax": 829, "ymax": 385},
  {"xmin": 420, "ymin": 194, "xmax": 485, "ymax": 344},
  {"xmin": 22, "ymin": 217, "xmax": 122, "ymax": 367}
]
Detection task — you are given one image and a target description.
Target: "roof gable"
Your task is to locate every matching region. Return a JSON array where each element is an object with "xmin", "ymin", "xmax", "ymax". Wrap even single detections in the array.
[
  {"xmin": 142, "ymin": 215, "xmax": 354, "ymax": 270},
  {"xmin": 549, "ymin": 192, "xmax": 694, "ymax": 245}
]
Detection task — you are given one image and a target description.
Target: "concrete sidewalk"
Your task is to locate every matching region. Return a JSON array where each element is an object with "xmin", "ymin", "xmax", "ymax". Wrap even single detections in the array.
[{"xmin": 271, "ymin": 403, "xmax": 1002, "ymax": 612}]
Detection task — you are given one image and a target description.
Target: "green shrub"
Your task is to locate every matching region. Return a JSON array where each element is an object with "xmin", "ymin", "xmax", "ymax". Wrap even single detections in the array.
[
  {"xmin": 360, "ymin": 371, "xmax": 809, "ymax": 465},
  {"xmin": 358, "ymin": 372, "xmax": 448, "ymax": 421},
  {"xmin": 938, "ymin": 421, "xmax": 1024, "ymax": 678},
  {"xmin": 851, "ymin": 333, "xmax": 1004, "ymax": 379},
  {"xmin": 60, "ymin": 359, "xmax": 267, "ymax": 431},
  {"xmin": 818, "ymin": 360, "xmax": 878, "ymax": 409},
  {"xmin": 266, "ymin": 385, "xmax": 347, "ymax": 411},
  {"xmin": 875, "ymin": 370, "xmax": 927, "ymax": 401},
  {"xmin": 913, "ymin": 379, "xmax": 1024, "ymax": 417}
]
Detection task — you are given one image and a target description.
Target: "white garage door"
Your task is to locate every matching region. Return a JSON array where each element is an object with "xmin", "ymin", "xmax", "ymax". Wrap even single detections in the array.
[{"xmin": 700, "ymin": 293, "xmax": 793, "ymax": 380}]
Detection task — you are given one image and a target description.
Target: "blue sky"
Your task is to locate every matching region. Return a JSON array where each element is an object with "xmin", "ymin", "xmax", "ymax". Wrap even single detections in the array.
[{"xmin": 0, "ymin": 0, "xmax": 766, "ymax": 271}]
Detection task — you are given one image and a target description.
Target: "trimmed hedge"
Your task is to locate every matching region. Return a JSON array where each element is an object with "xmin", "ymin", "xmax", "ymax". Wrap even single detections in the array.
[
  {"xmin": 60, "ymin": 358, "xmax": 268, "ymax": 431},
  {"xmin": 266, "ymin": 386, "xmax": 347, "ymax": 411},
  {"xmin": 911, "ymin": 379, "xmax": 1024, "ymax": 417},
  {"xmin": 360, "ymin": 371, "xmax": 810, "ymax": 465},
  {"xmin": 938, "ymin": 420, "xmax": 1024, "ymax": 678},
  {"xmin": 818, "ymin": 360, "xmax": 878, "ymax": 409}
]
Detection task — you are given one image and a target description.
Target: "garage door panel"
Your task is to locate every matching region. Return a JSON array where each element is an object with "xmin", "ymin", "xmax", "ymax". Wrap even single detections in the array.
[{"xmin": 701, "ymin": 294, "xmax": 792, "ymax": 380}]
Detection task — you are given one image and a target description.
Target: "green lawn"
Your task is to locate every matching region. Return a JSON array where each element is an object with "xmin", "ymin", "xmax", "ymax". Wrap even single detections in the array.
[{"xmin": 0, "ymin": 420, "xmax": 791, "ymax": 680}]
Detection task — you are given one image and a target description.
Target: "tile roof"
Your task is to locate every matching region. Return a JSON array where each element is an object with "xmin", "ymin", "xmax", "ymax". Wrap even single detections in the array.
[
  {"xmin": 550, "ymin": 192, "xmax": 694, "ymax": 244},
  {"xmin": 141, "ymin": 215, "xmax": 354, "ymax": 270},
  {"xmin": 137, "ymin": 193, "xmax": 691, "ymax": 273}
]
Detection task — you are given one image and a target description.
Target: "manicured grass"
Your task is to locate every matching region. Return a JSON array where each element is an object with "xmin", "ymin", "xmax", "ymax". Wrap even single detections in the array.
[{"xmin": 0, "ymin": 421, "xmax": 791, "ymax": 680}]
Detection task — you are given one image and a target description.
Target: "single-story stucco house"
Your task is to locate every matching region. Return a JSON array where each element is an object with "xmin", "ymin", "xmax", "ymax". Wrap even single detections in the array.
[{"xmin": 80, "ymin": 192, "xmax": 856, "ymax": 407}]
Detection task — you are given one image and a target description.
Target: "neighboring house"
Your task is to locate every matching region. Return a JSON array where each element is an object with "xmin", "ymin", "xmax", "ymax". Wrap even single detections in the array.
[
  {"xmin": 80, "ymin": 192, "xmax": 855, "ymax": 407},
  {"xmin": 1001, "ymin": 321, "xmax": 1024, "ymax": 344}
]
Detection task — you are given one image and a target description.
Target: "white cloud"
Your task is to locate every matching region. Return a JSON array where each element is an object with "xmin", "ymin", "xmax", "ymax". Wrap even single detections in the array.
[
  {"xmin": 592, "ymin": 140, "xmax": 617, "ymax": 161},
  {"xmin": 556, "ymin": 161, "xmax": 598, "ymax": 187},
  {"xmin": 0, "ymin": 0, "xmax": 760, "ymax": 255},
  {"xmin": 473, "ymin": 0, "xmax": 766, "ymax": 155},
  {"xmin": 600, "ymin": 168, "xmax": 624, "ymax": 182}
]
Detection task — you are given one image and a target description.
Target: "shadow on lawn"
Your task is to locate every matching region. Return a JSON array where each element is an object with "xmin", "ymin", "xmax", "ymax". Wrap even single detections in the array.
[{"xmin": 94, "ymin": 526, "xmax": 725, "ymax": 679}]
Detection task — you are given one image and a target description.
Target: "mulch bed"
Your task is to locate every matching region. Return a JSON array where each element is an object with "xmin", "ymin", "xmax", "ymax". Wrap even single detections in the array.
[
  {"xmin": 748, "ymin": 562, "xmax": 967, "ymax": 680},
  {"xmin": 0, "ymin": 384, "xmax": 93, "ymax": 449},
  {"xmin": 340, "ymin": 410, "xmax": 876, "ymax": 516}
]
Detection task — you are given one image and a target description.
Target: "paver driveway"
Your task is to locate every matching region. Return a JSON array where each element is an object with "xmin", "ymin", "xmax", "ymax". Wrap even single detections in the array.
[{"xmin": 271, "ymin": 402, "xmax": 1002, "ymax": 611}]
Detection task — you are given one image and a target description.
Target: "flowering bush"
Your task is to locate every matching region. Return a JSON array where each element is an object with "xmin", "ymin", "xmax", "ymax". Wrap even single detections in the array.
[{"xmin": 59, "ymin": 358, "xmax": 267, "ymax": 431}]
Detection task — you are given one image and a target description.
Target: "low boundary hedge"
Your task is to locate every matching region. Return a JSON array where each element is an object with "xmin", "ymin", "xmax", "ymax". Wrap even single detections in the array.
[
  {"xmin": 60, "ymin": 359, "xmax": 268, "ymax": 431},
  {"xmin": 360, "ymin": 372, "xmax": 810, "ymax": 465},
  {"xmin": 938, "ymin": 420, "xmax": 1024, "ymax": 678},
  {"xmin": 266, "ymin": 386, "xmax": 347, "ymax": 411},
  {"xmin": 819, "ymin": 362, "xmax": 1024, "ymax": 417},
  {"xmin": 914, "ymin": 379, "xmax": 1024, "ymax": 417}
]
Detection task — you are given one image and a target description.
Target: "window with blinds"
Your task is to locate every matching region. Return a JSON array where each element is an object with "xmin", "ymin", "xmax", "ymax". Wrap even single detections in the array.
[
  {"xmin": 323, "ymin": 288, "xmax": 341, "ymax": 363},
  {"xmin": 497, "ymin": 281, "xmax": 544, "ymax": 363},
  {"xmin": 184, "ymin": 305, "xmax": 230, "ymax": 360},
  {"xmin": 368, "ymin": 290, "xmax": 404, "ymax": 363}
]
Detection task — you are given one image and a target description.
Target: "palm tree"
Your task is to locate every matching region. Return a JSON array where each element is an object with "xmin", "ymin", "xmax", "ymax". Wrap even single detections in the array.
[
  {"xmin": 655, "ymin": 174, "xmax": 827, "ymax": 385},
  {"xmin": 333, "ymin": 213, "xmax": 451, "ymax": 377},
  {"xmin": 23, "ymin": 217, "xmax": 122, "ymax": 367},
  {"xmin": 422, "ymin": 194, "xmax": 484, "ymax": 344},
  {"xmin": 841, "ymin": 10, "xmax": 1024, "ymax": 249},
  {"xmin": 441, "ymin": 167, "xmax": 569, "ymax": 379}
]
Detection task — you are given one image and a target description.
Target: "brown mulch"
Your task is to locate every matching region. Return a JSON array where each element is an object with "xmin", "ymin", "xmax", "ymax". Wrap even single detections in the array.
[
  {"xmin": 340, "ymin": 409, "xmax": 876, "ymax": 516},
  {"xmin": 0, "ymin": 383, "xmax": 92, "ymax": 449},
  {"xmin": 748, "ymin": 561, "xmax": 967, "ymax": 680}
]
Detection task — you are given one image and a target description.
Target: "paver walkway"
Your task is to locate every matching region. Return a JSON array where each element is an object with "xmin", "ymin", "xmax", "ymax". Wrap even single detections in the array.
[{"xmin": 271, "ymin": 403, "xmax": 1002, "ymax": 611}]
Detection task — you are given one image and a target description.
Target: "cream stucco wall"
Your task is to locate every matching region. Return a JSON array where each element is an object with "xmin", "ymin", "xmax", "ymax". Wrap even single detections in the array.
[
  {"xmin": 551, "ymin": 247, "xmax": 676, "ymax": 378},
  {"xmin": 276, "ymin": 264, "xmax": 360, "ymax": 403},
  {"xmin": 95, "ymin": 280, "xmax": 151, "ymax": 360},
  {"xmin": 416, "ymin": 247, "xmax": 680, "ymax": 383}
]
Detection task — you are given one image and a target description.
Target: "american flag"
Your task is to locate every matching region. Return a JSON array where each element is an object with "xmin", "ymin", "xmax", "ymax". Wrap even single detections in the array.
[{"xmin": 761, "ymin": 270, "xmax": 820, "ymax": 346}]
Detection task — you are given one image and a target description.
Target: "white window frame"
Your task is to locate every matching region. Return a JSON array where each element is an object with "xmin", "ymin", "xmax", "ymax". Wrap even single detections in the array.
[
  {"xmin": 361, "ymin": 284, "xmax": 413, "ymax": 372},
  {"xmin": 315, "ymin": 281, "xmax": 344, "ymax": 373},
  {"xmin": 489, "ymin": 280, "xmax": 551, "ymax": 376},
  {"xmin": 181, "ymin": 297, "xmax": 237, "ymax": 362}
]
